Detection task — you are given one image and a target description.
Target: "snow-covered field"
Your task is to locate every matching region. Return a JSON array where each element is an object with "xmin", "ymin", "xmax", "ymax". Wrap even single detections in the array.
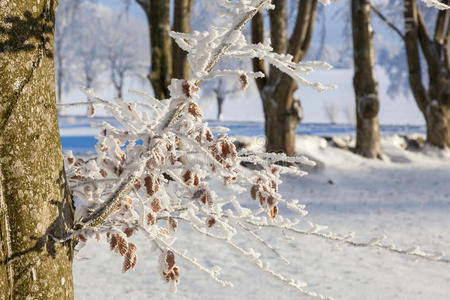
[{"xmin": 70, "ymin": 128, "xmax": 450, "ymax": 300}]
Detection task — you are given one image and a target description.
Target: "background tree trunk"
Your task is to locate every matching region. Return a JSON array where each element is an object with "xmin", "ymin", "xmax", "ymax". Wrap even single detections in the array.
[
  {"xmin": 0, "ymin": 1, "xmax": 74, "ymax": 299},
  {"xmin": 351, "ymin": 0, "xmax": 382, "ymax": 158},
  {"xmin": 217, "ymin": 96, "xmax": 224, "ymax": 121},
  {"xmin": 252, "ymin": 0, "xmax": 317, "ymax": 155},
  {"xmin": 403, "ymin": 0, "xmax": 450, "ymax": 148},
  {"xmin": 172, "ymin": 0, "xmax": 192, "ymax": 80},
  {"xmin": 137, "ymin": 0, "xmax": 172, "ymax": 99}
]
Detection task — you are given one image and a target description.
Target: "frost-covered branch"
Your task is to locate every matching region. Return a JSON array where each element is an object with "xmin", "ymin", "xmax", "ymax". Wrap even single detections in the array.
[
  {"xmin": 59, "ymin": 1, "xmax": 342, "ymax": 297},
  {"xmin": 245, "ymin": 220, "xmax": 450, "ymax": 264},
  {"xmin": 420, "ymin": 0, "xmax": 450, "ymax": 9}
]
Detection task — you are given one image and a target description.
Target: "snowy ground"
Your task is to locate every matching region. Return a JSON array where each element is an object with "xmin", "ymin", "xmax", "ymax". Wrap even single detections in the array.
[{"xmin": 72, "ymin": 132, "xmax": 450, "ymax": 300}]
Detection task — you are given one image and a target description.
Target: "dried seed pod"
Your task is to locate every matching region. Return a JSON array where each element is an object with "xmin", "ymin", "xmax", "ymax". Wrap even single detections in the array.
[
  {"xmin": 168, "ymin": 217, "xmax": 178, "ymax": 232},
  {"xmin": 124, "ymin": 227, "xmax": 136, "ymax": 238},
  {"xmin": 250, "ymin": 185, "xmax": 258, "ymax": 200},
  {"xmin": 146, "ymin": 213, "xmax": 156, "ymax": 226},
  {"xmin": 109, "ymin": 233, "xmax": 118, "ymax": 251},
  {"xmin": 269, "ymin": 205, "xmax": 278, "ymax": 220},
  {"xmin": 144, "ymin": 175, "xmax": 158, "ymax": 196},
  {"xmin": 87, "ymin": 104, "xmax": 95, "ymax": 118},
  {"xmin": 99, "ymin": 169, "xmax": 107, "ymax": 178},
  {"xmin": 183, "ymin": 170, "xmax": 192, "ymax": 183},
  {"xmin": 188, "ymin": 102, "xmax": 202, "ymax": 120},
  {"xmin": 78, "ymin": 234, "xmax": 88, "ymax": 243},
  {"xmin": 67, "ymin": 156, "xmax": 74, "ymax": 166},
  {"xmin": 207, "ymin": 217, "xmax": 216, "ymax": 228},
  {"xmin": 122, "ymin": 243, "xmax": 137, "ymax": 273},
  {"xmin": 117, "ymin": 236, "xmax": 128, "ymax": 256},
  {"xmin": 151, "ymin": 198, "xmax": 162, "ymax": 213},
  {"xmin": 165, "ymin": 250, "xmax": 175, "ymax": 270},
  {"xmin": 239, "ymin": 73, "xmax": 248, "ymax": 90}
]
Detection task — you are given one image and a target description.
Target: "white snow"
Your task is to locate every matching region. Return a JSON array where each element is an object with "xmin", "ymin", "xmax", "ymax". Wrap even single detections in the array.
[{"xmin": 73, "ymin": 134, "xmax": 450, "ymax": 300}]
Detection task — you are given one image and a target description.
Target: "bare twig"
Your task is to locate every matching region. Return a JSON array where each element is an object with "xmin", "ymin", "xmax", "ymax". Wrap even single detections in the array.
[
  {"xmin": 246, "ymin": 221, "xmax": 450, "ymax": 264},
  {"xmin": 370, "ymin": 4, "xmax": 405, "ymax": 40}
]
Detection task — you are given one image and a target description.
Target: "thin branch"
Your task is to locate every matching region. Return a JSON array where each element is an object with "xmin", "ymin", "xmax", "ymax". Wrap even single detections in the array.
[
  {"xmin": 187, "ymin": 221, "xmax": 331, "ymax": 299},
  {"xmin": 246, "ymin": 221, "xmax": 450, "ymax": 264},
  {"xmin": 370, "ymin": 4, "xmax": 405, "ymax": 40}
]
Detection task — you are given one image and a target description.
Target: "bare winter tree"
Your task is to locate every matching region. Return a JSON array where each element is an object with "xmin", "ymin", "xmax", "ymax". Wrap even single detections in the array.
[
  {"xmin": 0, "ymin": 1, "xmax": 74, "ymax": 298},
  {"xmin": 351, "ymin": 0, "xmax": 382, "ymax": 158},
  {"xmin": 54, "ymin": 0, "xmax": 81, "ymax": 104},
  {"xmin": 403, "ymin": 0, "xmax": 450, "ymax": 148},
  {"xmin": 206, "ymin": 77, "xmax": 239, "ymax": 121},
  {"xmin": 371, "ymin": 0, "xmax": 450, "ymax": 148},
  {"xmin": 135, "ymin": 0, "xmax": 193, "ymax": 99},
  {"xmin": 70, "ymin": 6, "xmax": 104, "ymax": 91},
  {"xmin": 101, "ymin": 15, "xmax": 147, "ymax": 99},
  {"xmin": 252, "ymin": 0, "xmax": 318, "ymax": 155}
]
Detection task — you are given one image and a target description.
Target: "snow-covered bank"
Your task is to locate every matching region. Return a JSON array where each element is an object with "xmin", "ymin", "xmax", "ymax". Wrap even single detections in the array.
[{"xmin": 73, "ymin": 135, "xmax": 450, "ymax": 300}]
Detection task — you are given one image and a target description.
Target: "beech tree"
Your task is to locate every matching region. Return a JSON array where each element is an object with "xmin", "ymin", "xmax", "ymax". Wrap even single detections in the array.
[
  {"xmin": 0, "ymin": 1, "xmax": 74, "ymax": 299},
  {"xmin": 251, "ymin": 0, "xmax": 319, "ymax": 155},
  {"xmin": 351, "ymin": 0, "xmax": 382, "ymax": 158}
]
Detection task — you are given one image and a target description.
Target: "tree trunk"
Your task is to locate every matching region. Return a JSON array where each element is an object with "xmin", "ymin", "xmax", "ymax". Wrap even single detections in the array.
[
  {"xmin": 263, "ymin": 82, "xmax": 302, "ymax": 155},
  {"xmin": 252, "ymin": 0, "xmax": 317, "ymax": 155},
  {"xmin": 0, "ymin": 1, "xmax": 75, "ymax": 299},
  {"xmin": 172, "ymin": 0, "xmax": 192, "ymax": 80},
  {"xmin": 217, "ymin": 96, "xmax": 224, "ymax": 121},
  {"xmin": 351, "ymin": 0, "xmax": 382, "ymax": 158},
  {"xmin": 403, "ymin": 0, "xmax": 450, "ymax": 148},
  {"xmin": 138, "ymin": 0, "xmax": 172, "ymax": 99}
]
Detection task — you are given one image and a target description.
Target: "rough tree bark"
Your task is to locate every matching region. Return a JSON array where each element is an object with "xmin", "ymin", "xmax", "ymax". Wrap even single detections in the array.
[
  {"xmin": 403, "ymin": 0, "xmax": 450, "ymax": 148},
  {"xmin": 252, "ymin": 0, "xmax": 318, "ymax": 155},
  {"xmin": 351, "ymin": 0, "xmax": 382, "ymax": 158},
  {"xmin": 137, "ymin": 0, "xmax": 193, "ymax": 99},
  {"xmin": 172, "ymin": 0, "xmax": 192, "ymax": 80},
  {"xmin": 137, "ymin": 0, "xmax": 172, "ymax": 99},
  {"xmin": 0, "ymin": 1, "xmax": 74, "ymax": 299}
]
